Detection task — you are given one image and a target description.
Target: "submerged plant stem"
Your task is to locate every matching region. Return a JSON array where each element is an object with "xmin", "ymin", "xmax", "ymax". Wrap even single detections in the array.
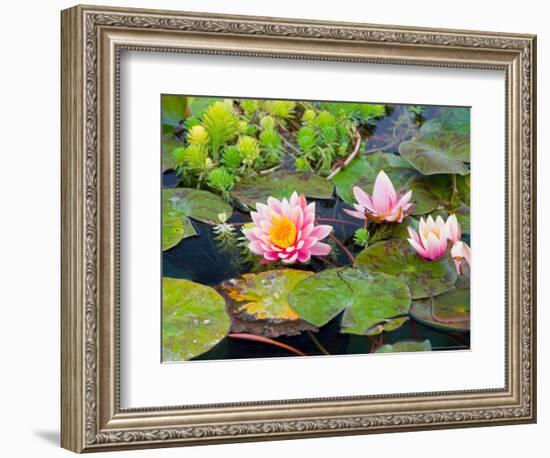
[
  {"xmin": 227, "ymin": 333, "xmax": 306, "ymax": 356},
  {"xmin": 316, "ymin": 217, "xmax": 362, "ymax": 227},
  {"xmin": 306, "ymin": 331, "xmax": 331, "ymax": 355},
  {"xmin": 328, "ymin": 233, "xmax": 356, "ymax": 265}
]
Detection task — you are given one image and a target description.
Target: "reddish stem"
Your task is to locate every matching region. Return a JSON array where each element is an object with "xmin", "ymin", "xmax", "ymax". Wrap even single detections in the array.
[
  {"xmin": 328, "ymin": 233, "xmax": 356, "ymax": 265},
  {"xmin": 228, "ymin": 333, "xmax": 306, "ymax": 356}
]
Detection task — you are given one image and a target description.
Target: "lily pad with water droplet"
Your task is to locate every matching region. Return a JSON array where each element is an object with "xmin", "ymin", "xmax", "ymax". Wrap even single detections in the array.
[
  {"xmin": 218, "ymin": 269, "xmax": 317, "ymax": 338},
  {"xmin": 356, "ymin": 239, "xmax": 457, "ymax": 300},
  {"xmin": 162, "ymin": 277, "xmax": 230, "ymax": 361},
  {"xmin": 288, "ymin": 268, "xmax": 411, "ymax": 336},
  {"xmin": 375, "ymin": 339, "xmax": 432, "ymax": 353},
  {"xmin": 231, "ymin": 171, "xmax": 334, "ymax": 210}
]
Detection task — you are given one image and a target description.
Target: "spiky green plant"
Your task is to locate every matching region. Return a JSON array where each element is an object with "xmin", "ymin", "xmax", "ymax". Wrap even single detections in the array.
[
  {"xmin": 201, "ymin": 102, "xmax": 239, "ymax": 159},
  {"xmin": 207, "ymin": 167, "xmax": 235, "ymax": 197},
  {"xmin": 186, "ymin": 125, "xmax": 209, "ymax": 145},
  {"xmin": 222, "ymin": 145, "xmax": 242, "ymax": 169},
  {"xmin": 264, "ymin": 100, "xmax": 296, "ymax": 120},
  {"xmin": 259, "ymin": 128, "xmax": 283, "ymax": 165},
  {"xmin": 240, "ymin": 99, "xmax": 259, "ymax": 117},
  {"xmin": 353, "ymin": 228, "xmax": 371, "ymax": 247},
  {"xmin": 260, "ymin": 115, "xmax": 276, "ymax": 131},
  {"xmin": 237, "ymin": 135, "xmax": 260, "ymax": 169}
]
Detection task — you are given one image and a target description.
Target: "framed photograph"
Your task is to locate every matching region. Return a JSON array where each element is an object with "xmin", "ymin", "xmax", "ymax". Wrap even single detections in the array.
[{"xmin": 61, "ymin": 4, "xmax": 537, "ymax": 453}]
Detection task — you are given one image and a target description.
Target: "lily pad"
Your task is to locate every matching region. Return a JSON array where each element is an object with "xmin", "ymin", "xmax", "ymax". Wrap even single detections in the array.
[
  {"xmin": 356, "ymin": 239, "xmax": 457, "ymax": 299},
  {"xmin": 162, "ymin": 133, "xmax": 185, "ymax": 172},
  {"xmin": 375, "ymin": 339, "xmax": 432, "ymax": 353},
  {"xmin": 410, "ymin": 289, "xmax": 470, "ymax": 333},
  {"xmin": 218, "ymin": 269, "xmax": 317, "ymax": 338},
  {"xmin": 331, "ymin": 152, "xmax": 417, "ymax": 204},
  {"xmin": 163, "ymin": 188, "xmax": 232, "ymax": 225},
  {"xmin": 398, "ymin": 107, "xmax": 470, "ymax": 175},
  {"xmin": 162, "ymin": 278, "xmax": 230, "ymax": 361},
  {"xmin": 289, "ymin": 268, "xmax": 411, "ymax": 336},
  {"xmin": 162, "ymin": 213, "xmax": 185, "ymax": 251},
  {"xmin": 231, "ymin": 171, "xmax": 334, "ymax": 209},
  {"xmin": 162, "ymin": 95, "xmax": 188, "ymax": 127},
  {"xmin": 399, "ymin": 141, "xmax": 469, "ymax": 175}
]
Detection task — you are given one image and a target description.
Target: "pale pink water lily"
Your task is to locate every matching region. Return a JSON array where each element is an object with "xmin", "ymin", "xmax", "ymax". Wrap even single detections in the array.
[
  {"xmin": 343, "ymin": 170, "xmax": 413, "ymax": 223},
  {"xmin": 445, "ymin": 214, "xmax": 461, "ymax": 244},
  {"xmin": 407, "ymin": 215, "xmax": 449, "ymax": 261},
  {"xmin": 451, "ymin": 241, "xmax": 471, "ymax": 275},
  {"xmin": 242, "ymin": 192, "xmax": 332, "ymax": 264}
]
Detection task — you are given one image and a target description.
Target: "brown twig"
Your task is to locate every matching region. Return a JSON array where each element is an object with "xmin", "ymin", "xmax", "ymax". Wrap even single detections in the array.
[
  {"xmin": 328, "ymin": 233, "xmax": 356, "ymax": 265},
  {"xmin": 326, "ymin": 131, "xmax": 362, "ymax": 180},
  {"xmin": 227, "ymin": 333, "xmax": 306, "ymax": 356}
]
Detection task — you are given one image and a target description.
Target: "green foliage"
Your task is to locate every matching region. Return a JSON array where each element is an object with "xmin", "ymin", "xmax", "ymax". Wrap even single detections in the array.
[
  {"xmin": 294, "ymin": 109, "xmax": 353, "ymax": 176},
  {"xmin": 207, "ymin": 167, "xmax": 235, "ymax": 195},
  {"xmin": 237, "ymin": 135, "xmax": 260, "ymax": 169},
  {"xmin": 222, "ymin": 145, "xmax": 242, "ymax": 169},
  {"xmin": 353, "ymin": 228, "xmax": 371, "ymax": 247},
  {"xmin": 186, "ymin": 125, "xmax": 209, "ymax": 145},
  {"xmin": 260, "ymin": 115, "xmax": 276, "ymax": 131},
  {"xmin": 201, "ymin": 102, "xmax": 239, "ymax": 158},
  {"xmin": 320, "ymin": 102, "xmax": 386, "ymax": 123},
  {"xmin": 259, "ymin": 128, "xmax": 284, "ymax": 165},
  {"xmin": 264, "ymin": 100, "xmax": 296, "ymax": 120},
  {"xmin": 240, "ymin": 99, "xmax": 259, "ymax": 117}
]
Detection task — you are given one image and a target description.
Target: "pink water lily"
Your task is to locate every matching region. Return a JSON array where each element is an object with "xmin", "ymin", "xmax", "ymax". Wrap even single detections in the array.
[
  {"xmin": 242, "ymin": 192, "xmax": 332, "ymax": 264},
  {"xmin": 343, "ymin": 170, "xmax": 412, "ymax": 223},
  {"xmin": 445, "ymin": 214, "xmax": 461, "ymax": 244},
  {"xmin": 407, "ymin": 215, "xmax": 448, "ymax": 261},
  {"xmin": 451, "ymin": 241, "xmax": 471, "ymax": 275}
]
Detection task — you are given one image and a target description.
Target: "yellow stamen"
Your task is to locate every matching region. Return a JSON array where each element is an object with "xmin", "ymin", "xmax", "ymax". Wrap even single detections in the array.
[{"xmin": 269, "ymin": 215, "xmax": 297, "ymax": 249}]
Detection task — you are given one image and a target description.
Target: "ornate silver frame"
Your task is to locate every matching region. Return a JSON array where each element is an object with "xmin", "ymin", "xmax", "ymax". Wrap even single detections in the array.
[{"xmin": 61, "ymin": 4, "xmax": 537, "ymax": 453}]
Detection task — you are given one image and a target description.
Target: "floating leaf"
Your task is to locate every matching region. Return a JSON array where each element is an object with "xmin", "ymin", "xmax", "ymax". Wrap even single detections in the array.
[
  {"xmin": 331, "ymin": 152, "xmax": 417, "ymax": 204},
  {"xmin": 162, "ymin": 278, "xmax": 230, "ymax": 361},
  {"xmin": 162, "ymin": 133, "xmax": 185, "ymax": 172},
  {"xmin": 356, "ymin": 239, "xmax": 457, "ymax": 299},
  {"xmin": 231, "ymin": 171, "xmax": 334, "ymax": 209},
  {"xmin": 162, "ymin": 95, "xmax": 188, "ymax": 127},
  {"xmin": 398, "ymin": 107, "xmax": 470, "ymax": 175},
  {"xmin": 410, "ymin": 290, "xmax": 470, "ymax": 333},
  {"xmin": 162, "ymin": 213, "xmax": 185, "ymax": 251},
  {"xmin": 399, "ymin": 141, "xmax": 469, "ymax": 175},
  {"xmin": 375, "ymin": 339, "xmax": 432, "ymax": 353},
  {"xmin": 218, "ymin": 269, "xmax": 317, "ymax": 338},
  {"xmin": 289, "ymin": 268, "xmax": 411, "ymax": 336},
  {"xmin": 163, "ymin": 188, "xmax": 232, "ymax": 225}
]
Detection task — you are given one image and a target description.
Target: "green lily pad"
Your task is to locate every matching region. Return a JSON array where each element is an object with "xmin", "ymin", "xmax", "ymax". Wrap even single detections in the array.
[
  {"xmin": 410, "ymin": 288, "xmax": 470, "ymax": 333},
  {"xmin": 288, "ymin": 268, "xmax": 411, "ymax": 336},
  {"xmin": 331, "ymin": 152, "xmax": 417, "ymax": 204},
  {"xmin": 398, "ymin": 107, "xmax": 470, "ymax": 175},
  {"xmin": 162, "ymin": 278, "xmax": 230, "ymax": 361},
  {"xmin": 162, "ymin": 95, "xmax": 188, "ymax": 127},
  {"xmin": 399, "ymin": 141, "xmax": 469, "ymax": 175},
  {"xmin": 163, "ymin": 188, "xmax": 232, "ymax": 225},
  {"xmin": 375, "ymin": 339, "xmax": 432, "ymax": 353},
  {"xmin": 162, "ymin": 133, "xmax": 185, "ymax": 172},
  {"xmin": 162, "ymin": 188, "xmax": 231, "ymax": 251},
  {"xmin": 356, "ymin": 239, "xmax": 457, "ymax": 299},
  {"xmin": 162, "ymin": 213, "xmax": 185, "ymax": 251},
  {"xmin": 231, "ymin": 171, "xmax": 334, "ymax": 209},
  {"xmin": 218, "ymin": 269, "xmax": 317, "ymax": 338}
]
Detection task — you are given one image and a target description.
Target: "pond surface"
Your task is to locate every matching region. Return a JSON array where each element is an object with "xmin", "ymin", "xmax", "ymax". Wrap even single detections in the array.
[{"xmin": 162, "ymin": 103, "xmax": 470, "ymax": 361}]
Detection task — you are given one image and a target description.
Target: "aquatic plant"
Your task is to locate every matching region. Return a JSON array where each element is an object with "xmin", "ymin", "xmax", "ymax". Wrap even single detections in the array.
[
  {"xmin": 242, "ymin": 192, "xmax": 332, "ymax": 264},
  {"xmin": 451, "ymin": 241, "xmax": 471, "ymax": 275},
  {"xmin": 343, "ymin": 170, "xmax": 413, "ymax": 223},
  {"xmin": 407, "ymin": 215, "xmax": 449, "ymax": 261}
]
